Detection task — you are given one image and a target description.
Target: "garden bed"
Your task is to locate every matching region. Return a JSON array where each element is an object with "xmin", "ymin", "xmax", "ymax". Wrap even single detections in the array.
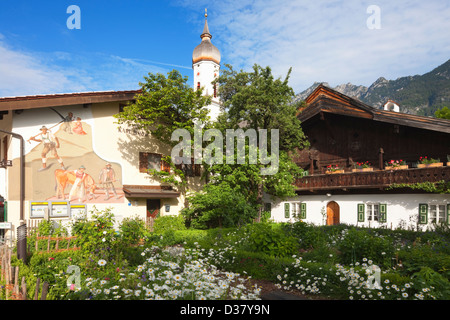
[{"xmin": 2, "ymin": 210, "xmax": 449, "ymax": 301}]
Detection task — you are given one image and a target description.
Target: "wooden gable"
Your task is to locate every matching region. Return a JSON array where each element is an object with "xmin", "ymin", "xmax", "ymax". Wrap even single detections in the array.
[{"xmin": 299, "ymin": 84, "xmax": 374, "ymax": 123}]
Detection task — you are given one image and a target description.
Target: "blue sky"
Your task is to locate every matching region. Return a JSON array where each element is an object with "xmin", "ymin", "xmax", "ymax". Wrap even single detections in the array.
[{"xmin": 1, "ymin": 0, "xmax": 450, "ymax": 97}]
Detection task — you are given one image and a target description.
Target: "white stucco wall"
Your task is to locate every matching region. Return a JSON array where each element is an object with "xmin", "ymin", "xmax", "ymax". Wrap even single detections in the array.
[{"xmin": 266, "ymin": 193, "xmax": 450, "ymax": 231}]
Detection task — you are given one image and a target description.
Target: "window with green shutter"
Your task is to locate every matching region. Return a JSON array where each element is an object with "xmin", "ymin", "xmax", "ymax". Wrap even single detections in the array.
[
  {"xmin": 447, "ymin": 204, "xmax": 450, "ymax": 225},
  {"xmin": 379, "ymin": 204, "xmax": 387, "ymax": 223},
  {"xmin": 419, "ymin": 204, "xmax": 428, "ymax": 224},
  {"xmin": 284, "ymin": 203, "xmax": 290, "ymax": 218},
  {"xmin": 357, "ymin": 203, "xmax": 365, "ymax": 222},
  {"xmin": 300, "ymin": 203, "xmax": 307, "ymax": 219}
]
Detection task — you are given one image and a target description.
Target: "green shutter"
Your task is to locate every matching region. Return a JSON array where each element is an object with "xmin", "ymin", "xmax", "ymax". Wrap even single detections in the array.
[
  {"xmin": 300, "ymin": 203, "xmax": 307, "ymax": 219},
  {"xmin": 357, "ymin": 203, "xmax": 365, "ymax": 222},
  {"xmin": 379, "ymin": 204, "xmax": 387, "ymax": 223},
  {"xmin": 284, "ymin": 203, "xmax": 290, "ymax": 218},
  {"xmin": 419, "ymin": 204, "xmax": 428, "ymax": 224},
  {"xmin": 447, "ymin": 204, "xmax": 450, "ymax": 225}
]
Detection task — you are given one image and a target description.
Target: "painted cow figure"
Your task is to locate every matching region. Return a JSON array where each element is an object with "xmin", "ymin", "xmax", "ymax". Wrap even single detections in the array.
[{"xmin": 54, "ymin": 169, "xmax": 97, "ymax": 200}]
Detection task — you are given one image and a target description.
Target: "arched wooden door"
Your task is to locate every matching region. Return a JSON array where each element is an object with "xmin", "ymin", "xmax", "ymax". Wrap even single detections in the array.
[{"xmin": 327, "ymin": 201, "xmax": 340, "ymax": 225}]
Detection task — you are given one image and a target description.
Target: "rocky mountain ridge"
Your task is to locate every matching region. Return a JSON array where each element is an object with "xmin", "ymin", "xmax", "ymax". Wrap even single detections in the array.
[{"xmin": 294, "ymin": 59, "xmax": 450, "ymax": 116}]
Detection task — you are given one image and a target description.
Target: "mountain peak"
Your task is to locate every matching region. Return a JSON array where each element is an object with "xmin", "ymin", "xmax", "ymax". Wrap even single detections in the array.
[{"xmin": 294, "ymin": 59, "xmax": 450, "ymax": 116}]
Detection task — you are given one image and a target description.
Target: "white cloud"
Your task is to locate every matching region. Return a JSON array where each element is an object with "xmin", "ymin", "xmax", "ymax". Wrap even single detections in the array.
[
  {"xmin": 0, "ymin": 37, "xmax": 173, "ymax": 97},
  {"xmin": 178, "ymin": 0, "xmax": 450, "ymax": 92}
]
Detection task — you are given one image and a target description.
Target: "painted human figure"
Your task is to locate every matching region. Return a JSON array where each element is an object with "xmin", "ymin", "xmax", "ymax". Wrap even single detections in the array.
[
  {"xmin": 99, "ymin": 163, "xmax": 119, "ymax": 200},
  {"xmin": 72, "ymin": 117, "xmax": 87, "ymax": 135},
  {"xmin": 61, "ymin": 112, "xmax": 74, "ymax": 134},
  {"xmin": 68, "ymin": 165, "xmax": 87, "ymax": 202},
  {"xmin": 29, "ymin": 126, "xmax": 66, "ymax": 171}
]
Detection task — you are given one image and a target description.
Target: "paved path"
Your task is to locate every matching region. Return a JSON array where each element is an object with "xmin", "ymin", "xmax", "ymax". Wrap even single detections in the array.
[{"xmin": 261, "ymin": 291, "xmax": 308, "ymax": 300}]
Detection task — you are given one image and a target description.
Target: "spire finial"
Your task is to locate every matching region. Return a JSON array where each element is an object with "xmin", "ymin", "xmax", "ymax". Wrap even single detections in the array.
[{"xmin": 200, "ymin": 8, "xmax": 211, "ymax": 40}]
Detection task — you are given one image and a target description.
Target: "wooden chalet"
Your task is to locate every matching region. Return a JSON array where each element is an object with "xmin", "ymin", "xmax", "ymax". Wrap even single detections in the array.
[{"xmin": 293, "ymin": 84, "xmax": 450, "ymax": 195}]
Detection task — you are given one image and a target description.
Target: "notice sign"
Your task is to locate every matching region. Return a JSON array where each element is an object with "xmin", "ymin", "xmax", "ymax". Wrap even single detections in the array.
[
  {"xmin": 70, "ymin": 204, "xmax": 86, "ymax": 219},
  {"xmin": 30, "ymin": 202, "xmax": 48, "ymax": 218},
  {"xmin": 51, "ymin": 202, "xmax": 69, "ymax": 217},
  {"xmin": 0, "ymin": 222, "xmax": 11, "ymax": 229}
]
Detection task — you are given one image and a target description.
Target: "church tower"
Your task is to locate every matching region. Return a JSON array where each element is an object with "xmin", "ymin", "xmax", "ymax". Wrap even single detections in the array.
[{"xmin": 192, "ymin": 9, "xmax": 221, "ymax": 120}]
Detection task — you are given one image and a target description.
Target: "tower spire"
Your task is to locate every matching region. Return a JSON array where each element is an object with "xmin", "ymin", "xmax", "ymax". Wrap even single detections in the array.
[{"xmin": 201, "ymin": 8, "xmax": 212, "ymax": 40}]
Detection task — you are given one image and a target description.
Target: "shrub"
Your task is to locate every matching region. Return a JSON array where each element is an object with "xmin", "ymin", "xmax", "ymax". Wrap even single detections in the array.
[
  {"xmin": 118, "ymin": 215, "xmax": 147, "ymax": 246},
  {"xmin": 283, "ymin": 221, "xmax": 328, "ymax": 250},
  {"xmin": 71, "ymin": 207, "xmax": 117, "ymax": 260},
  {"xmin": 337, "ymin": 227, "xmax": 394, "ymax": 268},
  {"xmin": 152, "ymin": 215, "xmax": 186, "ymax": 234},
  {"xmin": 181, "ymin": 183, "xmax": 258, "ymax": 229},
  {"xmin": 242, "ymin": 223, "xmax": 299, "ymax": 257}
]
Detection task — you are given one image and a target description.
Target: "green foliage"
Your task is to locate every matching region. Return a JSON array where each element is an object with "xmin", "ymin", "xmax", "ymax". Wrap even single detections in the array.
[
  {"xmin": 435, "ymin": 106, "xmax": 450, "ymax": 119},
  {"xmin": 283, "ymin": 221, "xmax": 328, "ymax": 250},
  {"xmin": 337, "ymin": 227, "xmax": 394, "ymax": 268},
  {"xmin": 182, "ymin": 182, "xmax": 258, "ymax": 229},
  {"xmin": 216, "ymin": 64, "xmax": 309, "ymax": 152},
  {"xmin": 388, "ymin": 180, "xmax": 450, "ymax": 194},
  {"xmin": 242, "ymin": 223, "xmax": 299, "ymax": 257},
  {"xmin": 152, "ymin": 215, "xmax": 187, "ymax": 234},
  {"xmin": 71, "ymin": 207, "xmax": 117, "ymax": 259},
  {"xmin": 118, "ymin": 215, "xmax": 147, "ymax": 246},
  {"xmin": 412, "ymin": 267, "xmax": 450, "ymax": 299},
  {"xmin": 114, "ymin": 69, "xmax": 212, "ymax": 146},
  {"xmin": 397, "ymin": 241, "xmax": 450, "ymax": 275}
]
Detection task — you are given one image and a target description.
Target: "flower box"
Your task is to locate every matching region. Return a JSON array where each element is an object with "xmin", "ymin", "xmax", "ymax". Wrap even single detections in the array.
[
  {"xmin": 352, "ymin": 168, "xmax": 374, "ymax": 172},
  {"xmin": 326, "ymin": 170, "xmax": 344, "ymax": 174},
  {"xmin": 417, "ymin": 162, "xmax": 443, "ymax": 168},
  {"xmin": 385, "ymin": 165, "xmax": 408, "ymax": 170}
]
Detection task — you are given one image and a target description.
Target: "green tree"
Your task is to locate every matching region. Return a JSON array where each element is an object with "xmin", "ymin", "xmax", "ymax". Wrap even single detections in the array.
[
  {"xmin": 215, "ymin": 64, "xmax": 308, "ymax": 151},
  {"xmin": 114, "ymin": 69, "xmax": 212, "ymax": 146},
  {"xmin": 113, "ymin": 70, "xmax": 213, "ymax": 193},
  {"xmin": 210, "ymin": 64, "xmax": 308, "ymax": 221},
  {"xmin": 435, "ymin": 106, "xmax": 450, "ymax": 119}
]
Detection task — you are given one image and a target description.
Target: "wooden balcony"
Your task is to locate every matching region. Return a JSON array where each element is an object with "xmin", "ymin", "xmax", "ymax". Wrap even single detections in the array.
[{"xmin": 295, "ymin": 166, "xmax": 450, "ymax": 193}]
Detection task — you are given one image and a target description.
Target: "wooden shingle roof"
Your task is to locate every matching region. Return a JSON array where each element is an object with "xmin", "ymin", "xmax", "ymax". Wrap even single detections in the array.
[{"xmin": 298, "ymin": 84, "xmax": 450, "ymax": 134}]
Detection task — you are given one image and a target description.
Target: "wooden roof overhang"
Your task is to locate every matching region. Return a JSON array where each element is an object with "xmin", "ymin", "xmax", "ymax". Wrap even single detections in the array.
[
  {"xmin": 0, "ymin": 90, "xmax": 141, "ymax": 111},
  {"xmin": 298, "ymin": 84, "xmax": 450, "ymax": 134},
  {"xmin": 122, "ymin": 185, "xmax": 180, "ymax": 198}
]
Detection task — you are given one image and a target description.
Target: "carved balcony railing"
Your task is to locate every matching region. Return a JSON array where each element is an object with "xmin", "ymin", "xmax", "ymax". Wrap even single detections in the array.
[{"xmin": 295, "ymin": 166, "xmax": 450, "ymax": 192}]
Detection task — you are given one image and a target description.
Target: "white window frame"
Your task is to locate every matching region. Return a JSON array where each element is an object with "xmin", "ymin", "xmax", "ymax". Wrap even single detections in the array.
[
  {"xmin": 429, "ymin": 204, "xmax": 447, "ymax": 225},
  {"xmin": 367, "ymin": 203, "xmax": 380, "ymax": 222}
]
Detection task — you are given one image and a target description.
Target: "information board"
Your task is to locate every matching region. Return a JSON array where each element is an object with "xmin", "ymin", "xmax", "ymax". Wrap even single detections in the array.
[{"xmin": 30, "ymin": 202, "xmax": 48, "ymax": 218}]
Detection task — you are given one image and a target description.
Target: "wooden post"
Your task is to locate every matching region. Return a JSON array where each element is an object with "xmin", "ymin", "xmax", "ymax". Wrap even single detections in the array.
[
  {"xmin": 379, "ymin": 148, "xmax": 384, "ymax": 170},
  {"xmin": 47, "ymin": 235, "xmax": 51, "ymax": 252},
  {"xmin": 34, "ymin": 278, "xmax": 41, "ymax": 300},
  {"xmin": 41, "ymin": 281, "xmax": 49, "ymax": 300},
  {"xmin": 21, "ymin": 276, "xmax": 27, "ymax": 300},
  {"xmin": 14, "ymin": 266, "xmax": 19, "ymax": 288}
]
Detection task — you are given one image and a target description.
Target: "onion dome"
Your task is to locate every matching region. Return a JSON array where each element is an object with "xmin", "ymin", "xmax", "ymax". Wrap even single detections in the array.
[{"xmin": 192, "ymin": 10, "xmax": 221, "ymax": 65}]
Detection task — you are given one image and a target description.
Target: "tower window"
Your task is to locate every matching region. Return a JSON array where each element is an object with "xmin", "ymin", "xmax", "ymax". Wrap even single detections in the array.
[
  {"xmin": 213, "ymin": 83, "xmax": 217, "ymax": 98},
  {"xmin": 197, "ymin": 82, "xmax": 200, "ymax": 90}
]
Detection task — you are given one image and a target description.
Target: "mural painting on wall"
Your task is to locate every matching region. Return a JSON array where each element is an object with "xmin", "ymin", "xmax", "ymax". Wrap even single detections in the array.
[{"xmin": 14, "ymin": 107, "xmax": 124, "ymax": 203}]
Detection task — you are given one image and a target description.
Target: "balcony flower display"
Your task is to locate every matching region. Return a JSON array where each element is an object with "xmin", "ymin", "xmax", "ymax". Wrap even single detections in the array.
[
  {"xmin": 326, "ymin": 165, "xmax": 344, "ymax": 174},
  {"xmin": 352, "ymin": 161, "xmax": 373, "ymax": 172},
  {"xmin": 385, "ymin": 159, "xmax": 408, "ymax": 170},
  {"xmin": 417, "ymin": 156, "xmax": 443, "ymax": 168}
]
